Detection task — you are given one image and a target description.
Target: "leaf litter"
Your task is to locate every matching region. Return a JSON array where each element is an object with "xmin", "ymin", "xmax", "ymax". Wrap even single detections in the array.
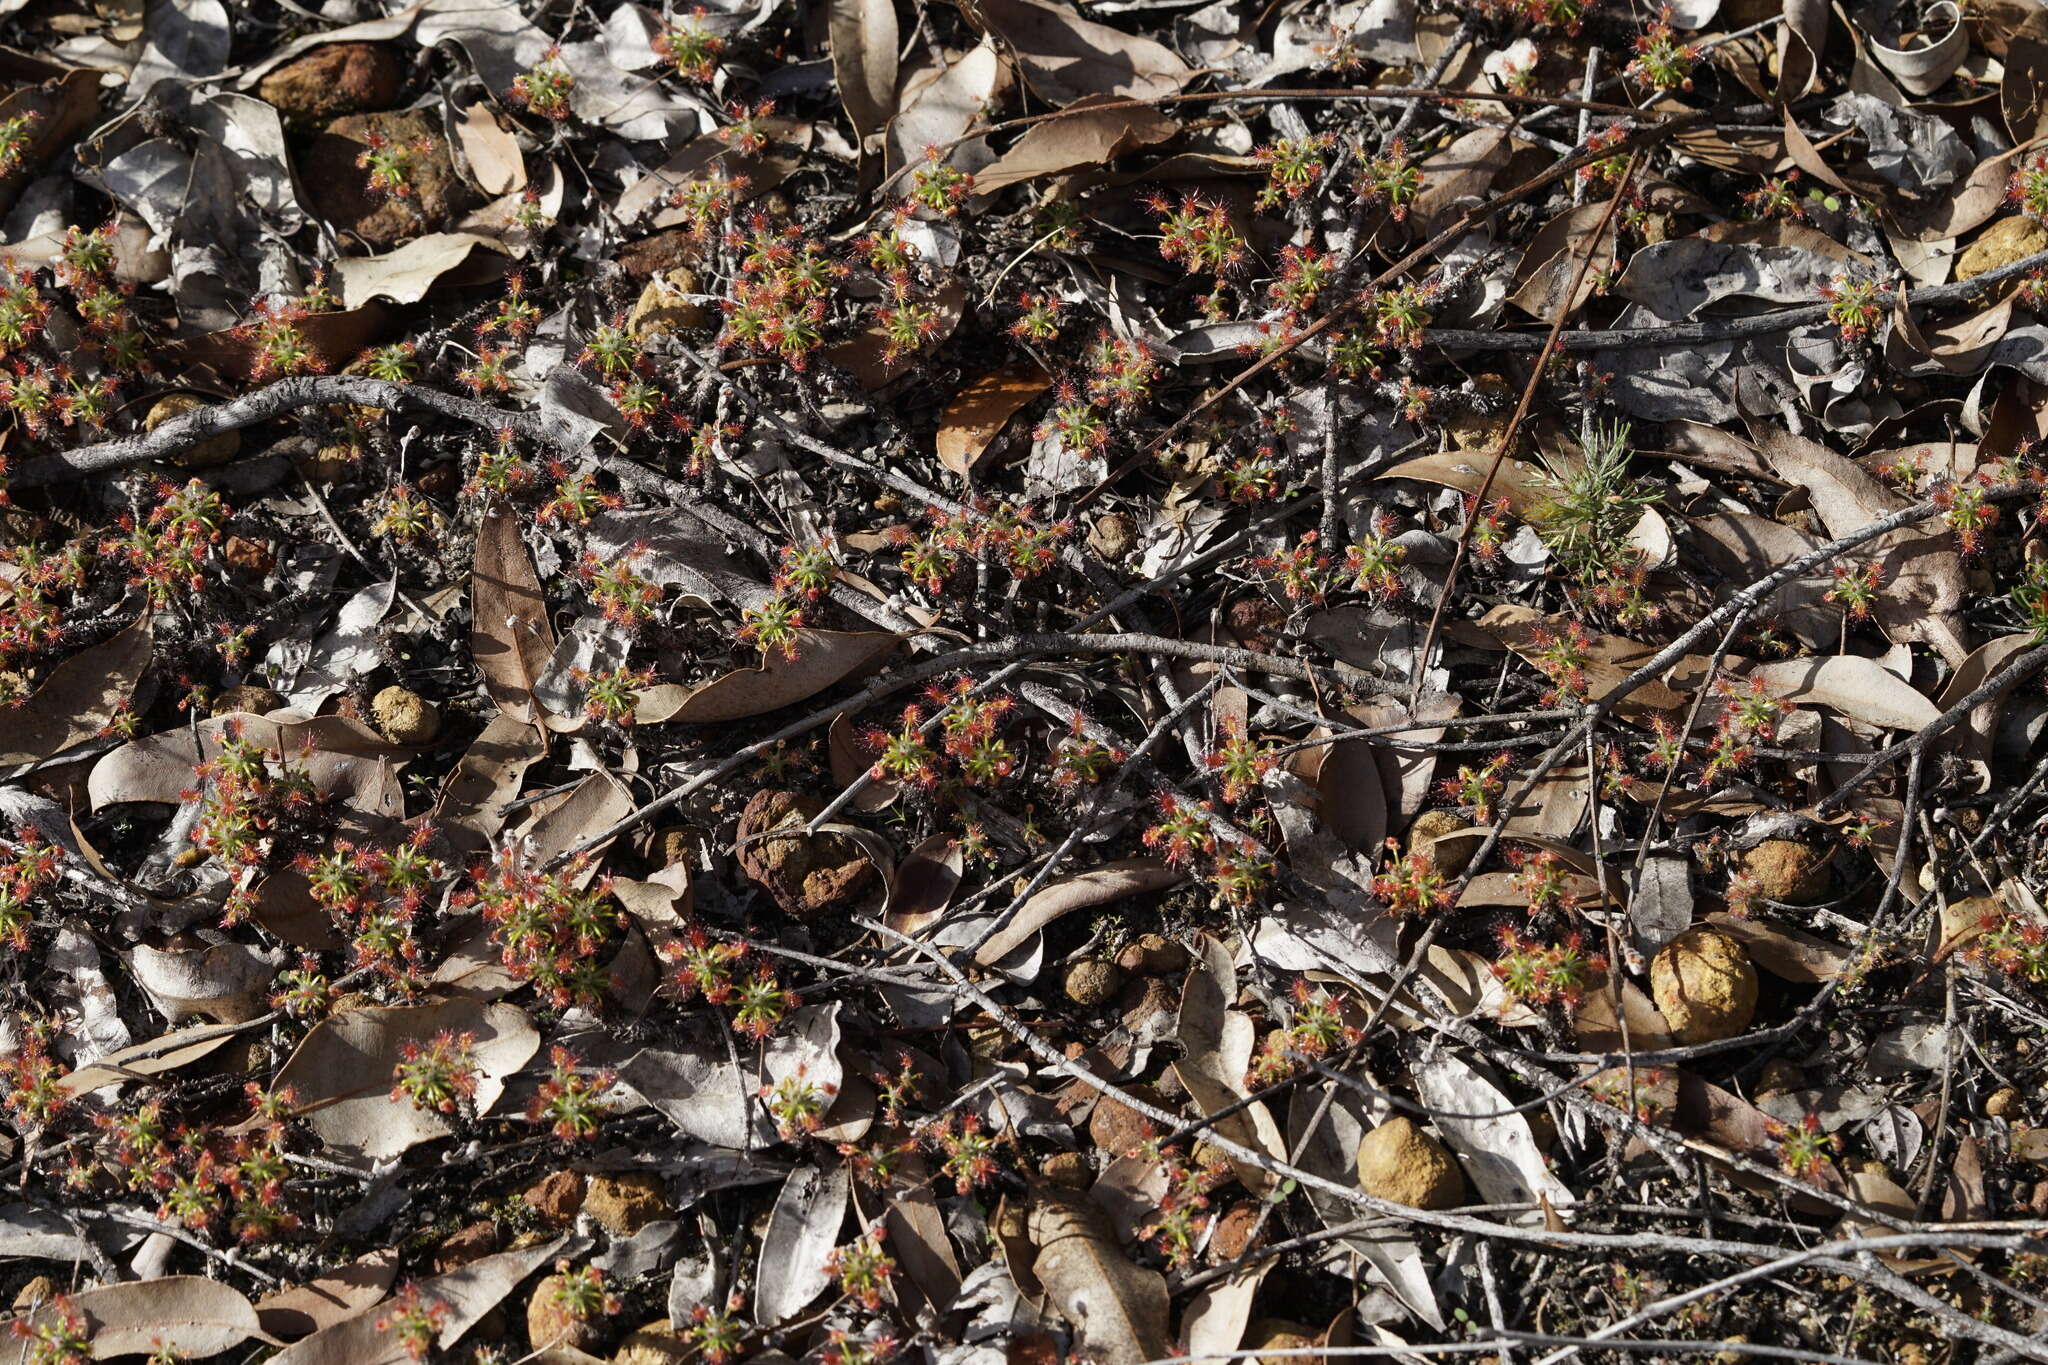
[{"xmin": 0, "ymin": 0, "xmax": 2043, "ymax": 1362}]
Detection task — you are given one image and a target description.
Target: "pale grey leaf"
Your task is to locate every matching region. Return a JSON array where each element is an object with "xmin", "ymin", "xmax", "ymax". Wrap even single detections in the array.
[
  {"xmin": 754, "ymin": 1163, "xmax": 849, "ymax": 1324},
  {"xmin": 1629, "ymin": 857, "xmax": 1694, "ymax": 959},
  {"xmin": 621, "ymin": 1043, "xmax": 770, "ymax": 1149},
  {"xmin": 289, "ymin": 580, "xmax": 396, "ymax": 710},
  {"xmin": 130, "ymin": 0, "xmax": 231, "ymax": 96},
  {"xmin": 0, "ymin": 1203, "xmax": 88, "ymax": 1262}
]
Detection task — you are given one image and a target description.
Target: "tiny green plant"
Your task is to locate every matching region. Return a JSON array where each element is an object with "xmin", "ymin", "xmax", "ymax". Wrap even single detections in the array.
[
  {"xmin": 609, "ymin": 374, "xmax": 665, "ymax": 427},
  {"xmin": 822, "ymin": 1329, "xmax": 899, "ymax": 1365},
  {"xmin": 1204, "ymin": 718, "xmax": 1275, "ymax": 804},
  {"xmin": 577, "ymin": 317, "xmax": 638, "ymax": 380},
  {"xmin": 684, "ymin": 1298, "xmax": 746, "ymax": 1365},
  {"xmin": 671, "ymin": 172, "xmax": 747, "ymax": 241},
  {"xmin": 0, "ymin": 112, "xmax": 39, "ymax": 176},
  {"xmin": 1210, "ymin": 839, "xmax": 1273, "ymax": 908},
  {"xmin": 1526, "ymin": 620, "xmax": 1594, "ymax": 703},
  {"xmin": 1625, "ymin": 11, "xmax": 1698, "ymax": 91},
  {"xmin": 1036, "ymin": 383, "xmax": 1109, "ymax": 457},
  {"xmin": 1267, "ymin": 245, "xmax": 1333, "ymax": 317},
  {"xmin": 542, "ymin": 466, "xmax": 621, "ymax": 525},
  {"xmin": 875, "ymin": 282, "xmax": 939, "ymax": 362},
  {"xmin": 12, "ymin": 1295, "xmax": 91, "ymax": 1365},
  {"xmin": 55, "ymin": 222, "xmax": 116, "ymax": 287},
  {"xmin": 1, "ymin": 363, "xmax": 53, "ymax": 435},
  {"xmin": 1247, "ymin": 979, "xmax": 1360, "ymax": 1086},
  {"xmin": 510, "ymin": 45, "xmax": 575, "ymax": 120},
  {"xmin": 1221, "ymin": 453, "xmax": 1282, "ymax": 503},
  {"xmin": 546, "ymin": 1263, "xmax": 620, "ymax": 1323},
  {"xmin": 300, "ymin": 270, "xmax": 340, "ymax": 313},
  {"xmin": 761, "ymin": 1065, "xmax": 836, "ymax": 1138},
  {"xmin": 774, "ymin": 541, "xmax": 835, "ymax": 599},
  {"xmin": 1371, "ymin": 837, "xmax": 1451, "ymax": 916},
  {"xmin": 1358, "ymin": 140, "xmax": 1423, "ymax": 220},
  {"xmin": 1346, "ymin": 516, "xmax": 1406, "ymax": 599},
  {"xmin": 104, "ymin": 479, "xmax": 230, "ymax": 607},
  {"xmin": 271, "ymin": 957, "xmax": 332, "ymax": 1019},
  {"xmin": 824, "ymin": 1229, "xmax": 897, "ymax": 1309},
  {"xmin": 1036, "ymin": 195, "xmax": 1084, "ymax": 250},
  {"xmin": 731, "ymin": 965, "xmax": 796, "ymax": 1039},
  {"xmin": 1142, "ymin": 794, "xmax": 1217, "ymax": 868},
  {"xmin": 1770, "ymin": 1113, "xmax": 1837, "ymax": 1176},
  {"xmin": 238, "ymin": 297, "xmax": 321, "ymax": 379},
  {"xmin": 929, "ymin": 1113, "xmax": 1002, "ymax": 1193},
  {"xmin": 1492, "ymin": 927, "xmax": 1603, "ymax": 1007},
  {"xmin": 1970, "ymin": 905, "xmax": 2048, "ymax": 983},
  {"xmin": 528, "ymin": 1047, "xmax": 613, "ymax": 1141},
  {"xmin": 1369, "ymin": 282, "xmax": 1434, "ymax": 350},
  {"xmin": 854, "ymin": 223, "xmax": 915, "ymax": 274},
  {"xmin": 865, "ymin": 705, "xmax": 940, "ymax": 787},
  {"xmin": 1050, "ymin": 715, "xmax": 1123, "ymax": 791},
  {"xmin": 0, "ymin": 840, "xmax": 59, "ymax": 952},
  {"xmin": 1440, "ymin": 753, "xmax": 1511, "ymax": 824},
  {"xmin": 1009, "ymin": 291, "xmax": 1063, "ymax": 343},
  {"xmin": 1316, "ymin": 24, "xmax": 1371, "ymax": 74},
  {"xmin": 1824, "ymin": 561, "xmax": 1883, "ymax": 622},
  {"xmin": 2011, "ymin": 150, "xmax": 2048, "ymax": 223},
  {"xmin": 483, "ymin": 275, "xmax": 543, "ymax": 339},
  {"xmin": 667, "ymin": 927, "xmax": 745, "ymax": 1004},
  {"xmin": 1250, "ymin": 531, "xmax": 1331, "ymax": 604},
  {"xmin": 375, "ymin": 1284, "xmax": 447, "ymax": 1363},
  {"xmin": 1818, "ymin": 274, "xmax": 1885, "ymax": 342},
  {"xmin": 371, "ymin": 483, "xmax": 437, "ymax": 543},
  {"xmin": 457, "ymin": 344, "xmax": 516, "ymax": 396},
  {"xmin": 1253, "ymin": 133, "xmax": 1332, "ymax": 210},
  {"xmin": 1743, "ymin": 173, "xmax": 1807, "ymax": 221},
  {"xmin": 1575, "ymin": 126, "xmax": 1630, "ymax": 188},
  {"xmin": 953, "ymin": 728, "xmax": 1015, "ymax": 786},
  {"xmin": 2, "ymin": 1017, "xmax": 68, "ymax": 1128},
  {"xmin": 56, "ymin": 370, "xmax": 116, "ymax": 430},
  {"xmin": 463, "ymin": 848, "xmax": 622, "ymax": 1006},
  {"xmin": 362, "ymin": 342, "xmax": 418, "ymax": 382},
  {"xmin": 469, "ymin": 429, "xmax": 537, "ymax": 497},
  {"xmin": 1283, "ymin": 980, "xmax": 1358, "ymax": 1057},
  {"xmin": 1531, "ymin": 420, "xmax": 1659, "ymax": 602},
  {"xmin": 1494, "ymin": 43, "xmax": 1540, "ymax": 92},
  {"xmin": 1932, "ymin": 474, "xmax": 1998, "ymax": 556},
  {"xmin": 1587, "ymin": 1066, "xmax": 1673, "ymax": 1122},
  {"xmin": 355, "ymin": 131, "xmax": 435, "ymax": 200},
  {"xmin": 73, "ymin": 280, "xmax": 129, "ymax": 333},
  {"xmin": 1405, "ymin": 363, "xmax": 1457, "ymax": 418},
  {"xmin": 577, "ymin": 663, "xmax": 653, "ymax": 726},
  {"xmin": 738, "ymin": 594, "xmax": 806, "ymax": 659},
  {"xmin": 2025, "ymin": 269, "xmax": 2048, "ymax": 313},
  {"xmin": 1133, "ymin": 1141, "xmax": 1215, "ymax": 1268},
  {"xmin": 1147, "ymin": 190, "xmax": 1247, "ymax": 318},
  {"xmin": 1715, "ymin": 674, "xmax": 1792, "ymax": 745},
  {"xmin": 391, "ymin": 1030, "xmax": 479, "ymax": 1115},
  {"xmin": 906, "ymin": 147, "xmax": 972, "ymax": 218},
  {"xmin": 1085, "ymin": 332, "xmax": 1157, "ymax": 408},
  {"xmin": 2014, "ymin": 553, "xmax": 2048, "ymax": 639},
  {"xmin": 719, "ymin": 99, "xmax": 776, "ymax": 155},
  {"xmin": 654, "ymin": 9, "xmax": 724, "ymax": 81},
  {"xmin": 1327, "ymin": 327, "xmax": 1381, "ymax": 378},
  {"xmin": 0, "ymin": 266, "xmax": 47, "ymax": 357},
  {"xmin": 577, "ymin": 550, "xmax": 661, "ymax": 627}
]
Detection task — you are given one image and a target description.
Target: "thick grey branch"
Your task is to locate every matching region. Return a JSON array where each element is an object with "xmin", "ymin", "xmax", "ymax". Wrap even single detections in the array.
[
  {"xmin": 1423, "ymin": 245, "xmax": 2048, "ymax": 353},
  {"xmin": 12, "ymin": 376, "xmax": 554, "ymax": 488}
]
